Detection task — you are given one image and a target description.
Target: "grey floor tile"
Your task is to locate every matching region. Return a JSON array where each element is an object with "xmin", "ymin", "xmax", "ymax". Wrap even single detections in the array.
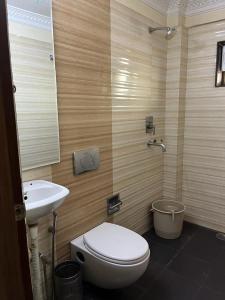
[
  {"xmin": 182, "ymin": 227, "xmax": 223, "ymax": 262},
  {"xmin": 168, "ymin": 252, "xmax": 210, "ymax": 285},
  {"xmin": 205, "ymin": 253, "xmax": 225, "ymax": 294},
  {"xmin": 83, "ymin": 282, "xmax": 144, "ymax": 300},
  {"xmin": 136, "ymin": 260, "xmax": 164, "ymax": 289},
  {"xmin": 150, "ymin": 242, "xmax": 177, "ymax": 265},
  {"xmin": 194, "ymin": 287, "xmax": 224, "ymax": 300},
  {"xmin": 141, "ymin": 269, "xmax": 199, "ymax": 300}
]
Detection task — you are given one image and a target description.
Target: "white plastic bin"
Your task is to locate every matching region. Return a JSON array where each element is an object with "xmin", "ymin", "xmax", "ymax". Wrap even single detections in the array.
[{"xmin": 151, "ymin": 200, "xmax": 185, "ymax": 239}]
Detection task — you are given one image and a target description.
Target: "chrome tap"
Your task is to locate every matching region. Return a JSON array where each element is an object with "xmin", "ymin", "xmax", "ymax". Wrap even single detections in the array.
[{"xmin": 147, "ymin": 139, "xmax": 166, "ymax": 152}]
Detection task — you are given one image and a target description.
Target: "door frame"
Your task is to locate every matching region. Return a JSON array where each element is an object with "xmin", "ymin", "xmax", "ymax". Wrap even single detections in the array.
[{"xmin": 0, "ymin": 1, "xmax": 33, "ymax": 299}]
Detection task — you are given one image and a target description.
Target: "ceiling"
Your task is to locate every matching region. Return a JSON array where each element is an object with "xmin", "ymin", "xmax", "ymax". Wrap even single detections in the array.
[
  {"xmin": 7, "ymin": 0, "xmax": 225, "ymax": 18},
  {"xmin": 7, "ymin": 0, "xmax": 51, "ymax": 16},
  {"xmin": 143, "ymin": 0, "xmax": 225, "ymax": 15}
]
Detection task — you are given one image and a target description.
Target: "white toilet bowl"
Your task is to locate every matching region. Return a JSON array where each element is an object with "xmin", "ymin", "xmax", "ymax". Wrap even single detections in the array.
[{"xmin": 70, "ymin": 222, "xmax": 150, "ymax": 289}]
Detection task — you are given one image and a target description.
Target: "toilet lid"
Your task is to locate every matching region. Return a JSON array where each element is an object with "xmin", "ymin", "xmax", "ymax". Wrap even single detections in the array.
[{"xmin": 83, "ymin": 223, "xmax": 149, "ymax": 264}]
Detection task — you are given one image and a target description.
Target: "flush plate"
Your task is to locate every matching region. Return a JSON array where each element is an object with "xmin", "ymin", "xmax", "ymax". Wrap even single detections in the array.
[{"xmin": 73, "ymin": 147, "xmax": 100, "ymax": 175}]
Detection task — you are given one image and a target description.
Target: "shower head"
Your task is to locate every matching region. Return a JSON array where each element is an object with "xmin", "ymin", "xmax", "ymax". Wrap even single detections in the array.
[
  {"xmin": 148, "ymin": 26, "xmax": 176, "ymax": 40},
  {"xmin": 166, "ymin": 27, "xmax": 176, "ymax": 40}
]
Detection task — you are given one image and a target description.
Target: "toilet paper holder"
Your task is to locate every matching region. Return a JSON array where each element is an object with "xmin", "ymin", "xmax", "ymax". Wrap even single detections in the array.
[{"xmin": 107, "ymin": 194, "xmax": 122, "ymax": 215}]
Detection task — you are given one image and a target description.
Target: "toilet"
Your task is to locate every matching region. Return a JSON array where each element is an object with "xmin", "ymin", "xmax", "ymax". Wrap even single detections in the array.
[{"xmin": 70, "ymin": 222, "xmax": 150, "ymax": 289}]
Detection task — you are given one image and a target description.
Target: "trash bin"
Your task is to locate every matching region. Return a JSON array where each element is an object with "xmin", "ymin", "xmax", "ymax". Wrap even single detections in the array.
[
  {"xmin": 55, "ymin": 261, "xmax": 83, "ymax": 300},
  {"xmin": 151, "ymin": 200, "xmax": 185, "ymax": 239}
]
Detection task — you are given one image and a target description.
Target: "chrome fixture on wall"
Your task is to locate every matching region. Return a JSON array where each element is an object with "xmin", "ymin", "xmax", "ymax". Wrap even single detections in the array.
[
  {"xmin": 146, "ymin": 116, "xmax": 155, "ymax": 134},
  {"xmin": 148, "ymin": 26, "xmax": 176, "ymax": 40},
  {"xmin": 147, "ymin": 139, "xmax": 166, "ymax": 152},
  {"xmin": 107, "ymin": 194, "xmax": 122, "ymax": 215}
]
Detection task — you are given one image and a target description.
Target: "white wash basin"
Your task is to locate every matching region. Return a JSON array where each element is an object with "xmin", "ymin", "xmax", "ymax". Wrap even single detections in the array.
[{"xmin": 23, "ymin": 180, "xmax": 69, "ymax": 224}]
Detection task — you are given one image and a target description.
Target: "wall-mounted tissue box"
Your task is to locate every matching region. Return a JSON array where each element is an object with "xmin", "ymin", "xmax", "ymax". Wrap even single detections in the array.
[{"xmin": 73, "ymin": 147, "xmax": 100, "ymax": 175}]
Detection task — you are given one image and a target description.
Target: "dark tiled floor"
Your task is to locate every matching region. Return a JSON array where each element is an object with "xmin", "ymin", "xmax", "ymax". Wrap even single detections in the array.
[{"xmin": 83, "ymin": 222, "xmax": 225, "ymax": 300}]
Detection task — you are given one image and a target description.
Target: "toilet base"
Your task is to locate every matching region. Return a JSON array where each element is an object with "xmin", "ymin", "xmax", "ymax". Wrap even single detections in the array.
[{"xmin": 71, "ymin": 235, "xmax": 150, "ymax": 289}]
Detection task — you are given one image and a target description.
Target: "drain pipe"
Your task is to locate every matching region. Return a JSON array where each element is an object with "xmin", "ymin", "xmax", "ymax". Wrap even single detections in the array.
[
  {"xmin": 49, "ymin": 211, "xmax": 57, "ymax": 300},
  {"xmin": 29, "ymin": 224, "xmax": 42, "ymax": 300},
  {"xmin": 40, "ymin": 253, "xmax": 50, "ymax": 299}
]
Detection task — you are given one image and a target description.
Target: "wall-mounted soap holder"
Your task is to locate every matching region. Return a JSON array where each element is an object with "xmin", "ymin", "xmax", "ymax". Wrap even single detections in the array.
[{"xmin": 107, "ymin": 194, "xmax": 122, "ymax": 215}]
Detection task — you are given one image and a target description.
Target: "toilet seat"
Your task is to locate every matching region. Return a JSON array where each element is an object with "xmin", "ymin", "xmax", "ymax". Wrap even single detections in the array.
[{"xmin": 83, "ymin": 222, "xmax": 150, "ymax": 265}]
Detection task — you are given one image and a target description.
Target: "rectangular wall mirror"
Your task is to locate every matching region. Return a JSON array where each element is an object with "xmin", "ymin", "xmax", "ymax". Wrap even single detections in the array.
[
  {"xmin": 215, "ymin": 40, "xmax": 225, "ymax": 87},
  {"xmin": 7, "ymin": 0, "xmax": 60, "ymax": 170}
]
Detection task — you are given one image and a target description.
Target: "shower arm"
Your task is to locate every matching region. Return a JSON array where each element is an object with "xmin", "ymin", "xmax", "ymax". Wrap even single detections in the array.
[{"xmin": 149, "ymin": 27, "xmax": 170, "ymax": 33}]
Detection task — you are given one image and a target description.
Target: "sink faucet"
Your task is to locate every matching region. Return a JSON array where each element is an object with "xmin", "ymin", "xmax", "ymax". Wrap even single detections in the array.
[
  {"xmin": 147, "ymin": 139, "xmax": 166, "ymax": 152},
  {"xmin": 23, "ymin": 191, "xmax": 28, "ymax": 201}
]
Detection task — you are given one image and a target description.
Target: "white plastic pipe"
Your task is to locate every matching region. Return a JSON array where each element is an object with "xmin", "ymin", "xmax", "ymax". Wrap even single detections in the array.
[{"xmin": 29, "ymin": 224, "xmax": 42, "ymax": 300}]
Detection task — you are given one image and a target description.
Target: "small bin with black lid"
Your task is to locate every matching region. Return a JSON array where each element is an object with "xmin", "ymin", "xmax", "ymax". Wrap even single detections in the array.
[{"xmin": 54, "ymin": 260, "xmax": 83, "ymax": 300}]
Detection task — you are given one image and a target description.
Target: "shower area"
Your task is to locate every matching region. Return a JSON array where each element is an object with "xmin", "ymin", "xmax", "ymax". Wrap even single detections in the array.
[
  {"xmin": 111, "ymin": 0, "xmax": 225, "ymax": 235},
  {"xmin": 111, "ymin": 1, "xmax": 167, "ymax": 234}
]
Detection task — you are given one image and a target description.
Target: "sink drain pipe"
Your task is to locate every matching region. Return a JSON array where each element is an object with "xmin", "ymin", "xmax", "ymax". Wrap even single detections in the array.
[
  {"xmin": 49, "ymin": 211, "xmax": 57, "ymax": 300},
  {"xmin": 40, "ymin": 253, "xmax": 49, "ymax": 299},
  {"xmin": 29, "ymin": 224, "xmax": 42, "ymax": 300}
]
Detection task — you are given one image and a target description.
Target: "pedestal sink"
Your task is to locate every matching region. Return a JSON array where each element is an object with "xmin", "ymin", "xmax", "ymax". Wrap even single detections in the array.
[
  {"xmin": 23, "ymin": 180, "xmax": 69, "ymax": 299},
  {"xmin": 23, "ymin": 180, "xmax": 70, "ymax": 224}
]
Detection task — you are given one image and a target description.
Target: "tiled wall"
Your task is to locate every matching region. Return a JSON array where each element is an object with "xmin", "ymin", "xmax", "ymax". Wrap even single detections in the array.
[
  {"xmin": 22, "ymin": 1, "xmax": 112, "ymax": 297},
  {"xmin": 183, "ymin": 20, "xmax": 225, "ymax": 232},
  {"xmin": 23, "ymin": 1, "xmax": 167, "ymax": 263},
  {"xmin": 163, "ymin": 25, "xmax": 188, "ymax": 202},
  {"xmin": 22, "ymin": 1, "xmax": 225, "ymax": 279},
  {"xmin": 51, "ymin": 0, "xmax": 113, "ymax": 261},
  {"xmin": 24, "ymin": 0, "xmax": 112, "ymax": 263},
  {"xmin": 111, "ymin": 1, "xmax": 167, "ymax": 234}
]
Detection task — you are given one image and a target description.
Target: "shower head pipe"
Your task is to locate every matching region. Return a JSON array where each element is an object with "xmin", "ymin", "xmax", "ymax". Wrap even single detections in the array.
[{"xmin": 148, "ymin": 26, "xmax": 176, "ymax": 40}]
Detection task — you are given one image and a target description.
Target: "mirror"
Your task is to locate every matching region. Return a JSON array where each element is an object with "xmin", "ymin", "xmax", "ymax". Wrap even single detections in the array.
[{"xmin": 7, "ymin": 0, "xmax": 60, "ymax": 170}]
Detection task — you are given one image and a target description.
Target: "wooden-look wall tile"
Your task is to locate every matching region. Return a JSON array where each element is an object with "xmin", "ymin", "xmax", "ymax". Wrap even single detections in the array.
[{"xmin": 51, "ymin": 0, "xmax": 112, "ymax": 261}]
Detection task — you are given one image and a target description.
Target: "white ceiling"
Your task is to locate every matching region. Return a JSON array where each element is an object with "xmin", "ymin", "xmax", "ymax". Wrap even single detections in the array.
[
  {"xmin": 7, "ymin": 0, "xmax": 225, "ymax": 18},
  {"xmin": 143, "ymin": 0, "xmax": 225, "ymax": 15},
  {"xmin": 7, "ymin": 0, "xmax": 51, "ymax": 16},
  {"xmin": 142, "ymin": 0, "xmax": 169, "ymax": 14}
]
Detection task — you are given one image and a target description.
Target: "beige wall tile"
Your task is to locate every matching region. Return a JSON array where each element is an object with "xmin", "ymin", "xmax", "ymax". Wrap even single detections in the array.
[
  {"xmin": 163, "ymin": 25, "xmax": 188, "ymax": 202},
  {"xmin": 111, "ymin": 1, "xmax": 166, "ymax": 234},
  {"xmin": 182, "ymin": 20, "xmax": 225, "ymax": 232}
]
